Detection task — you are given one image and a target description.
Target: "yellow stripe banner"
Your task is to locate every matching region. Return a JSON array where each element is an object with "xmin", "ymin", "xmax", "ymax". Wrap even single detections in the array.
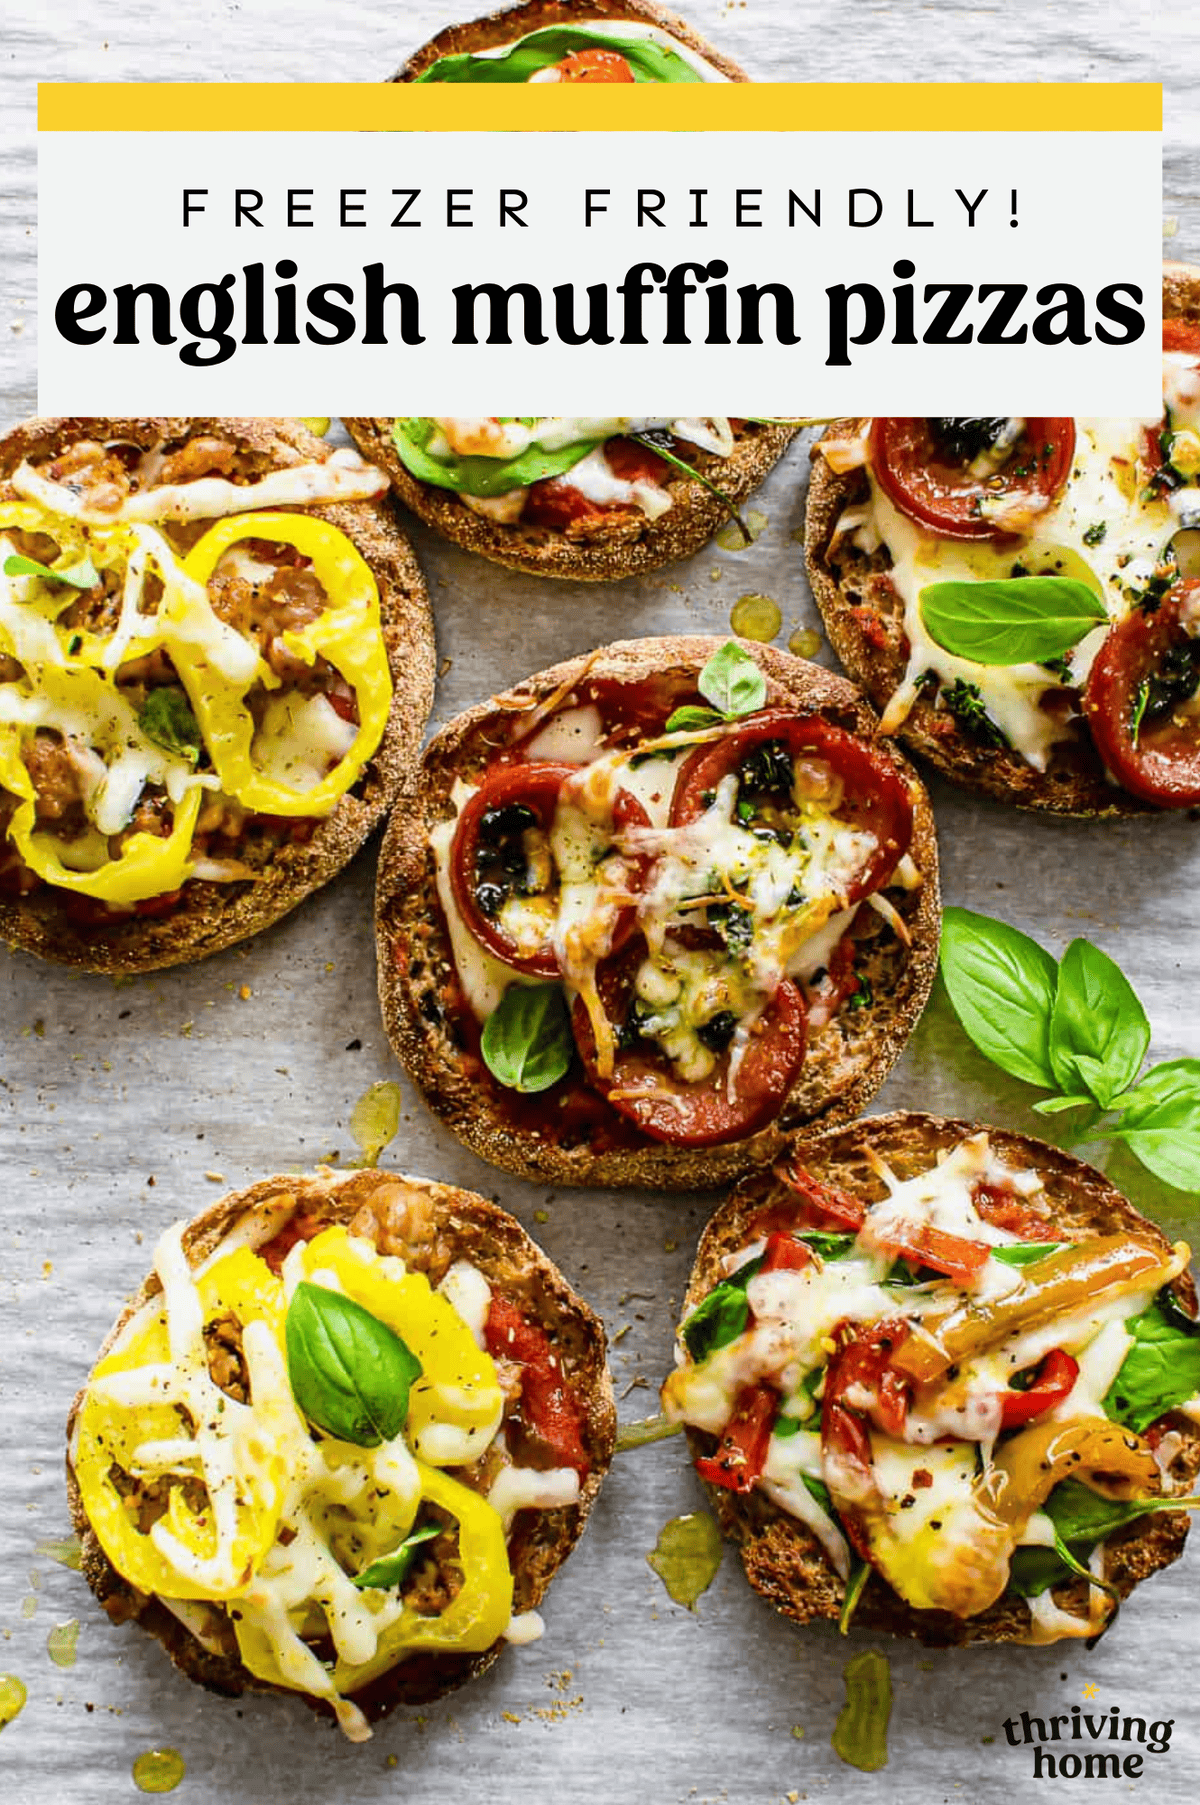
[{"xmin": 38, "ymin": 81, "xmax": 1162, "ymax": 134}]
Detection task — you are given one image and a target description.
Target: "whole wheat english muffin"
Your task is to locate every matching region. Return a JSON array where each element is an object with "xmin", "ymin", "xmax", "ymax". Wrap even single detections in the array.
[
  {"xmin": 394, "ymin": 0, "xmax": 749, "ymax": 83},
  {"xmin": 0, "ymin": 416, "xmax": 434, "ymax": 971},
  {"xmin": 805, "ymin": 266, "xmax": 1200, "ymax": 816},
  {"xmin": 665, "ymin": 1111, "xmax": 1200, "ymax": 1647},
  {"xmin": 67, "ymin": 1166, "xmax": 614, "ymax": 1738},
  {"xmin": 343, "ymin": 418, "xmax": 797, "ymax": 581},
  {"xmin": 376, "ymin": 636, "xmax": 939, "ymax": 1190}
]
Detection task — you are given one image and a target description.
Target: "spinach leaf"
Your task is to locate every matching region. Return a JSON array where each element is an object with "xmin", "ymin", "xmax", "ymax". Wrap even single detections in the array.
[
  {"xmin": 919, "ymin": 576, "xmax": 1105, "ymax": 666},
  {"xmin": 353, "ymin": 1523, "xmax": 441, "ymax": 1591},
  {"xmin": 939, "ymin": 906, "xmax": 1059, "ymax": 1089},
  {"xmin": 799, "ymin": 1231, "xmax": 858, "ymax": 1261},
  {"xmin": 1103, "ymin": 1288, "xmax": 1200, "ymax": 1433},
  {"xmin": 1048, "ymin": 939, "xmax": 1150, "ymax": 1108},
  {"xmin": 681, "ymin": 1255, "xmax": 763, "ymax": 1362},
  {"xmin": 138, "ymin": 688, "xmax": 203, "ymax": 765},
  {"xmin": 415, "ymin": 25, "xmax": 705, "ymax": 84},
  {"xmin": 481, "ymin": 983, "xmax": 573, "ymax": 1093},
  {"xmin": 1008, "ymin": 1477, "xmax": 1192, "ymax": 1598},
  {"xmin": 391, "ymin": 417, "xmax": 602, "ymax": 498},
  {"xmin": 285, "ymin": 1282, "xmax": 422, "ymax": 1448}
]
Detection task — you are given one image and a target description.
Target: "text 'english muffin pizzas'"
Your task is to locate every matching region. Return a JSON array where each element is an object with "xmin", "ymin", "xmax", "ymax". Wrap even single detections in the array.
[
  {"xmin": 805, "ymin": 266, "xmax": 1200, "ymax": 815},
  {"xmin": 0, "ymin": 417, "xmax": 435, "ymax": 972},
  {"xmin": 344, "ymin": 418, "xmax": 797, "ymax": 581},
  {"xmin": 394, "ymin": 0, "xmax": 749, "ymax": 85},
  {"xmin": 67, "ymin": 1167, "xmax": 614, "ymax": 1739},
  {"xmin": 376, "ymin": 637, "xmax": 939, "ymax": 1190},
  {"xmin": 664, "ymin": 1114, "xmax": 1200, "ymax": 1647}
]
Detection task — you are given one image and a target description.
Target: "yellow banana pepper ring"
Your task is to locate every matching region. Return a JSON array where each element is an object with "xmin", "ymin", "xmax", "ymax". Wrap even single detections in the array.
[
  {"xmin": 0, "ymin": 505, "xmax": 167, "ymax": 672},
  {"xmin": 296, "ymin": 1227, "xmax": 504, "ymax": 1457},
  {"xmin": 74, "ymin": 1249, "xmax": 289, "ymax": 1601},
  {"xmin": 175, "ymin": 512, "xmax": 392, "ymax": 817},
  {"xmin": 232, "ymin": 1461, "xmax": 514, "ymax": 1697},
  {"xmin": 0, "ymin": 708, "xmax": 202, "ymax": 906}
]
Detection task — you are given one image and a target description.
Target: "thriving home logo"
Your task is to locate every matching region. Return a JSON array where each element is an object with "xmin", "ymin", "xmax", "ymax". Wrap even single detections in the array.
[{"xmin": 1002, "ymin": 1705, "xmax": 1173, "ymax": 1778}]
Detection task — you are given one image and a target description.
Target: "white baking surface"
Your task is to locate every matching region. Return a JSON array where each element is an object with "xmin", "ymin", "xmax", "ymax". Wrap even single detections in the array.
[{"xmin": 1, "ymin": 2, "xmax": 1199, "ymax": 1799}]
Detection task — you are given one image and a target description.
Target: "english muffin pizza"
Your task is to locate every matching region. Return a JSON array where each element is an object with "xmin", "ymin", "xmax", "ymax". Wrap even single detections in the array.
[
  {"xmin": 806, "ymin": 266, "xmax": 1200, "ymax": 814},
  {"xmin": 376, "ymin": 637, "xmax": 939, "ymax": 1189},
  {"xmin": 0, "ymin": 417, "xmax": 434, "ymax": 971}
]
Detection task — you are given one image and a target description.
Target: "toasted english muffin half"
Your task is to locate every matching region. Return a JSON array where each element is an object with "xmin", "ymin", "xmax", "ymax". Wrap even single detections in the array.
[
  {"xmin": 343, "ymin": 419, "xmax": 797, "ymax": 581},
  {"xmin": 376, "ymin": 636, "xmax": 940, "ymax": 1190},
  {"xmin": 393, "ymin": 0, "xmax": 749, "ymax": 84},
  {"xmin": 805, "ymin": 266, "xmax": 1200, "ymax": 816},
  {"xmin": 670, "ymin": 1111, "xmax": 1200, "ymax": 1647},
  {"xmin": 0, "ymin": 416, "xmax": 434, "ymax": 972},
  {"xmin": 67, "ymin": 1166, "xmax": 614, "ymax": 1732}
]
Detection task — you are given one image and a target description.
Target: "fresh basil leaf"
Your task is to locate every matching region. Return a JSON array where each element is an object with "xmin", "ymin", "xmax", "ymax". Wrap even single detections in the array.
[
  {"xmin": 1048, "ymin": 939, "xmax": 1150, "ymax": 1108},
  {"xmin": 681, "ymin": 1255, "xmax": 763, "ymax": 1362},
  {"xmin": 1116, "ymin": 1107, "xmax": 1200, "ymax": 1193},
  {"xmin": 353, "ymin": 1523, "xmax": 441, "ymax": 1591},
  {"xmin": 415, "ymin": 25, "xmax": 705, "ymax": 84},
  {"xmin": 1113, "ymin": 1058, "xmax": 1200, "ymax": 1124},
  {"xmin": 138, "ymin": 688, "xmax": 203, "ymax": 765},
  {"xmin": 991, "ymin": 1242, "xmax": 1066, "ymax": 1266},
  {"xmin": 1109, "ymin": 1058, "xmax": 1200, "ymax": 1190},
  {"xmin": 391, "ymin": 417, "xmax": 601, "ymax": 498},
  {"xmin": 481, "ymin": 983, "xmax": 573, "ymax": 1093},
  {"xmin": 664, "ymin": 705, "xmax": 724, "ymax": 734},
  {"xmin": 698, "ymin": 641, "xmax": 767, "ymax": 719},
  {"xmin": 3, "ymin": 551, "xmax": 98, "ymax": 590},
  {"xmin": 285, "ymin": 1281, "xmax": 422, "ymax": 1448},
  {"xmin": 1031, "ymin": 1093, "xmax": 1095, "ymax": 1116},
  {"xmin": 919, "ymin": 577, "xmax": 1105, "ymax": 666},
  {"xmin": 939, "ymin": 906, "xmax": 1059, "ymax": 1089},
  {"xmin": 1104, "ymin": 1289, "xmax": 1200, "ymax": 1432}
]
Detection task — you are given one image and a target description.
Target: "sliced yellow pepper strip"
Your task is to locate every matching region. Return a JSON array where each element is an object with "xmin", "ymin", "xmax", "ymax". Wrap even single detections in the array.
[
  {"xmin": 296, "ymin": 1227, "xmax": 504, "ymax": 1460},
  {"xmin": 74, "ymin": 1248, "xmax": 288, "ymax": 1601},
  {"xmin": 175, "ymin": 512, "xmax": 392, "ymax": 817}
]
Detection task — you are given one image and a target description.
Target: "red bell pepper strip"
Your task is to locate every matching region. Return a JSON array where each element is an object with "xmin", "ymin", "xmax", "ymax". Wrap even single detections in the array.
[
  {"xmin": 972, "ymin": 1180, "xmax": 1053, "ymax": 1242},
  {"xmin": 998, "ymin": 1348, "xmax": 1079, "ymax": 1430},
  {"xmin": 773, "ymin": 1160, "xmax": 990, "ymax": 1287},
  {"xmin": 485, "ymin": 1295, "xmax": 590, "ymax": 1478},
  {"xmin": 772, "ymin": 1160, "xmax": 866, "ymax": 1230},
  {"xmin": 760, "ymin": 1232, "xmax": 814, "ymax": 1275},
  {"xmin": 695, "ymin": 1383, "xmax": 778, "ymax": 1494}
]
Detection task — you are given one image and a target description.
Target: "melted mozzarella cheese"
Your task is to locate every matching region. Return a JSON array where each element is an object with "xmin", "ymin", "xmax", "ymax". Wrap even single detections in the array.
[
  {"xmin": 487, "ymin": 1464, "xmax": 581, "ymax": 1531},
  {"xmin": 12, "ymin": 447, "xmax": 387, "ymax": 525}
]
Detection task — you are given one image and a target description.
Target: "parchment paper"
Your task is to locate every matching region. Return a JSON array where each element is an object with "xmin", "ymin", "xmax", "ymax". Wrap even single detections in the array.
[{"xmin": 2, "ymin": 2, "xmax": 1199, "ymax": 1798}]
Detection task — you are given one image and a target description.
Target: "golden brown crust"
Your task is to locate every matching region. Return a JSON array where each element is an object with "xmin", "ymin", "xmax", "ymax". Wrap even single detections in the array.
[
  {"xmin": 376, "ymin": 635, "xmax": 941, "ymax": 1189},
  {"xmin": 804, "ymin": 266, "xmax": 1200, "ymax": 817},
  {"xmin": 66, "ymin": 1166, "xmax": 615, "ymax": 1722},
  {"xmin": 681, "ymin": 1111, "xmax": 1200, "ymax": 1646},
  {"xmin": 0, "ymin": 416, "xmax": 436, "ymax": 973},
  {"xmin": 343, "ymin": 419, "xmax": 796, "ymax": 580},
  {"xmin": 393, "ymin": 0, "xmax": 749, "ymax": 83}
]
